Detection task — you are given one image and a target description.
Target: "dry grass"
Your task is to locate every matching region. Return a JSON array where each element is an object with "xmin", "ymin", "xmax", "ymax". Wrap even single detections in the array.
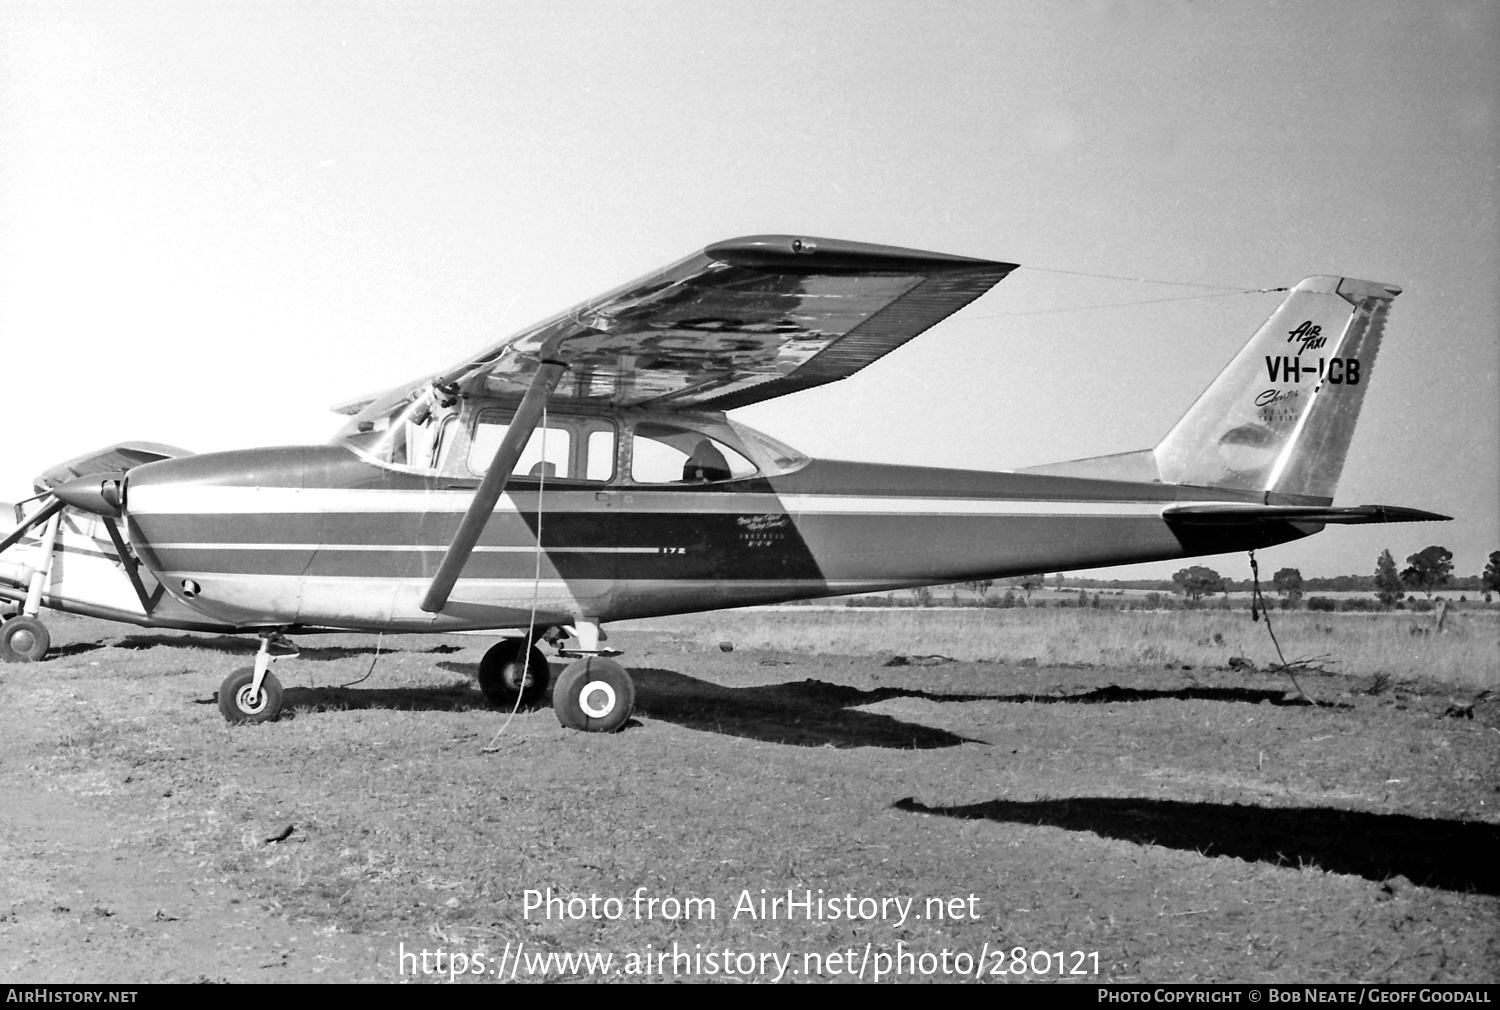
[
  {"xmin": 622, "ymin": 607, "xmax": 1500, "ymax": 691},
  {"xmin": 3, "ymin": 612, "xmax": 1496, "ymax": 983}
]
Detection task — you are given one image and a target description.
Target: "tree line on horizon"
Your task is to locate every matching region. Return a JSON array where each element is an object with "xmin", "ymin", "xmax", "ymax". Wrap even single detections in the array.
[{"xmin": 1004, "ymin": 547, "xmax": 1500, "ymax": 603}]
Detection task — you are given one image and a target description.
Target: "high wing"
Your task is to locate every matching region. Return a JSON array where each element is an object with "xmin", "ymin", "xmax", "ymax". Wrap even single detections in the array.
[{"xmin": 428, "ymin": 235, "xmax": 1017, "ymax": 411}]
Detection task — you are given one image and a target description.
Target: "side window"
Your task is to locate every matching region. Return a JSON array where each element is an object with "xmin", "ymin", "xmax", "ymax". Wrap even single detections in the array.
[
  {"xmin": 629, "ymin": 423, "xmax": 757, "ymax": 484},
  {"xmin": 586, "ymin": 428, "xmax": 616, "ymax": 481},
  {"xmin": 468, "ymin": 412, "xmax": 572, "ymax": 478},
  {"xmin": 458, "ymin": 411, "xmax": 616, "ymax": 481}
]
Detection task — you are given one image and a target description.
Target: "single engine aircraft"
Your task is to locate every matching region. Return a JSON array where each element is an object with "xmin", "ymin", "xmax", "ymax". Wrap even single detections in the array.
[{"xmin": 0, "ymin": 235, "xmax": 1447, "ymax": 730}]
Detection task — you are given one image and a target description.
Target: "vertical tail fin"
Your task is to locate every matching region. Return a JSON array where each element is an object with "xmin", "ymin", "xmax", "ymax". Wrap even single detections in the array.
[{"xmin": 1152, "ymin": 276, "xmax": 1399, "ymax": 500}]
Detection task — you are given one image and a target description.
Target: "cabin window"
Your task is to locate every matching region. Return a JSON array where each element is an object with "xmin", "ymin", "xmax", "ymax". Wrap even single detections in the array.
[
  {"xmin": 462, "ymin": 410, "xmax": 616, "ymax": 482},
  {"xmin": 586, "ymin": 429, "xmax": 616, "ymax": 481},
  {"xmin": 334, "ymin": 386, "xmax": 804, "ymax": 485},
  {"xmin": 468, "ymin": 414, "xmax": 573, "ymax": 478},
  {"xmin": 629, "ymin": 423, "xmax": 757, "ymax": 484}
]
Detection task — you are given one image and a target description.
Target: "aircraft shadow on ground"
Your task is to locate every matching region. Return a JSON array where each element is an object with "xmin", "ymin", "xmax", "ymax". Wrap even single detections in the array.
[
  {"xmin": 894, "ymin": 796, "xmax": 1499, "ymax": 896},
  {"xmin": 995, "ymin": 684, "xmax": 1347, "ymax": 709},
  {"xmin": 623, "ymin": 667, "xmax": 986, "ymax": 749},
  {"xmin": 50, "ymin": 642, "xmax": 108, "ymax": 657},
  {"xmin": 280, "ymin": 683, "xmax": 494, "ymax": 714},
  {"xmin": 217, "ymin": 657, "xmax": 522, "ymax": 714},
  {"xmin": 111, "ymin": 634, "xmax": 457, "ymax": 661},
  {"xmin": 431, "ymin": 661, "xmax": 979, "ymax": 747},
  {"xmin": 288, "ymin": 662, "xmax": 1337, "ymax": 745}
]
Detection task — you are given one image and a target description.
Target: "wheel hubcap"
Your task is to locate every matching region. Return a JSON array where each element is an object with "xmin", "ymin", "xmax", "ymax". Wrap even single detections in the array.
[
  {"xmin": 11, "ymin": 629, "xmax": 35, "ymax": 653},
  {"xmin": 579, "ymin": 680, "xmax": 616, "ymax": 718},
  {"xmin": 236, "ymin": 685, "xmax": 266, "ymax": 714}
]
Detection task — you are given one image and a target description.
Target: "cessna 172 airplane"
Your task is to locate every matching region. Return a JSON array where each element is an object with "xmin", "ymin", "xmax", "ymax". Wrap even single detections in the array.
[{"xmin": 0, "ymin": 235, "xmax": 1446, "ymax": 731}]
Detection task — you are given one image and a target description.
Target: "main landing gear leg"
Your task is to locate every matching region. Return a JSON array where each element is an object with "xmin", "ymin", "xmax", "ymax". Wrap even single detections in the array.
[{"xmin": 218, "ymin": 633, "xmax": 295, "ymax": 724}]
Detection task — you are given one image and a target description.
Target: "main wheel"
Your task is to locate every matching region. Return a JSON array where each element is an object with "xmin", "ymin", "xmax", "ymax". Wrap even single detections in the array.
[
  {"xmin": 477, "ymin": 639, "xmax": 551, "ymax": 708},
  {"xmin": 0, "ymin": 616, "xmax": 50, "ymax": 663},
  {"xmin": 552, "ymin": 657, "xmax": 635, "ymax": 732},
  {"xmin": 218, "ymin": 667, "xmax": 283, "ymax": 724}
]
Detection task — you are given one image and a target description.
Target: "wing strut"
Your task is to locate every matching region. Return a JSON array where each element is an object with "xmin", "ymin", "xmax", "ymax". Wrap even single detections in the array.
[
  {"xmin": 420, "ymin": 360, "xmax": 567, "ymax": 614},
  {"xmin": 0, "ymin": 496, "xmax": 65, "ymax": 556}
]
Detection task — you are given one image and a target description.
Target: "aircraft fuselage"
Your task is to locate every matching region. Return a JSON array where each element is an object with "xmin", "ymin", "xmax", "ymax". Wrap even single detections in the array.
[{"xmin": 112, "ymin": 440, "xmax": 1307, "ymax": 635}]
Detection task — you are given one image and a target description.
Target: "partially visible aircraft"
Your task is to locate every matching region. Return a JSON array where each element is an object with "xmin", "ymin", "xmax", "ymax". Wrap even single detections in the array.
[{"xmin": 0, "ymin": 235, "xmax": 1446, "ymax": 730}]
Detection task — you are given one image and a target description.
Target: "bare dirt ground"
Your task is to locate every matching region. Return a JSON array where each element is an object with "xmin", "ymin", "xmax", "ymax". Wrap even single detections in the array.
[{"xmin": 2, "ymin": 613, "xmax": 1496, "ymax": 984}]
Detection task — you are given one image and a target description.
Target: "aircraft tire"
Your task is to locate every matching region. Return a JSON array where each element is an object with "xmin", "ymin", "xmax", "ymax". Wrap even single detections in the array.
[
  {"xmin": 0, "ymin": 616, "xmax": 50, "ymax": 663},
  {"xmin": 552, "ymin": 657, "xmax": 634, "ymax": 733},
  {"xmin": 218, "ymin": 667, "xmax": 283, "ymax": 724},
  {"xmin": 478, "ymin": 640, "xmax": 550, "ymax": 708}
]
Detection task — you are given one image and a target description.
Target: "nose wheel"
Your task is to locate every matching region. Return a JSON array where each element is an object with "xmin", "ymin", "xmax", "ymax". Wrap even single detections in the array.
[
  {"xmin": 217, "ymin": 633, "xmax": 294, "ymax": 724},
  {"xmin": 0, "ymin": 615, "xmax": 50, "ymax": 663},
  {"xmin": 218, "ymin": 667, "xmax": 284, "ymax": 724}
]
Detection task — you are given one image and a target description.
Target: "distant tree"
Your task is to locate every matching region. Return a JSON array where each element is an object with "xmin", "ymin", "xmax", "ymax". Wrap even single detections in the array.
[
  {"xmin": 1172, "ymin": 566, "xmax": 1225, "ymax": 601},
  {"xmin": 1271, "ymin": 567, "xmax": 1303, "ymax": 602},
  {"xmin": 1051, "ymin": 572, "xmax": 1067, "ymax": 589},
  {"xmin": 1483, "ymin": 551, "xmax": 1500, "ymax": 594},
  {"xmin": 1374, "ymin": 550, "xmax": 1403, "ymax": 606},
  {"xmin": 1401, "ymin": 546, "xmax": 1454, "ymax": 599},
  {"xmin": 964, "ymin": 579, "xmax": 993, "ymax": 596}
]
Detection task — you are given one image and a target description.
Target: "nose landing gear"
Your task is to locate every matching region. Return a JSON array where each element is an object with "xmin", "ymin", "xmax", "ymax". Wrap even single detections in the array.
[
  {"xmin": 0, "ymin": 499, "xmax": 64, "ymax": 664},
  {"xmin": 0, "ymin": 614, "xmax": 50, "ymax": 663},
  {"xmin": 217, "ymin": 633, "xmax": 296, "ymax": 724}
]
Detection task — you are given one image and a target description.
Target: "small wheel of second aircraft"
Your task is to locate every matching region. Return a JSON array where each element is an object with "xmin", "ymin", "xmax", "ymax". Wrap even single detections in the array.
[
  {"xmin": 552, "ymin": 657, "xmax": 635, "ymax": 733},
  {"xmin": 218, "ymin": 667, "xmax": 283, "ymax": 724},
  {"xmin": 0, "ymin": 616, "xmax": 51, "ymax": 663},
  {"xmin": 477, "ymin": 639, "xmax": 551, "ymax": 708}
]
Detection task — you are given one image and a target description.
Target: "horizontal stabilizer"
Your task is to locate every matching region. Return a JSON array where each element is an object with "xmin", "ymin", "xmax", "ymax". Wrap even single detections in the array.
[{"xmin": 1162, "ymin": 503, "xmax": 1451, "ymax": 526}]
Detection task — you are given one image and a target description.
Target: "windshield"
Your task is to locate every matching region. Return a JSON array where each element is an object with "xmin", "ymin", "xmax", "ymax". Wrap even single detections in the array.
[{"xmin": 334, "ymin": 383, "xmax": 455, "ymax": 471}]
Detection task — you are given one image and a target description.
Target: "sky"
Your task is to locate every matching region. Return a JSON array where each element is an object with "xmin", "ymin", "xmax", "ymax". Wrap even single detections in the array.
[{"xmin": 1, "ymin": 0, "xmax": 1495, "ymax": 582}]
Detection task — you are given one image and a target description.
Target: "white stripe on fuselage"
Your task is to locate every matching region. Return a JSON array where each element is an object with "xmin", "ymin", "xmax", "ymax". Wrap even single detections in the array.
[
  {"xmin": 778, "ymin": 495, "xmax": 1167, "ymax": 516},
  {"xmin": 127, "ymin": 484, "xmax": 1184, "ymax": 518},
  {"xmin": 150, "ymin": 544, "xmax": 660, "ymax": 553}
]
